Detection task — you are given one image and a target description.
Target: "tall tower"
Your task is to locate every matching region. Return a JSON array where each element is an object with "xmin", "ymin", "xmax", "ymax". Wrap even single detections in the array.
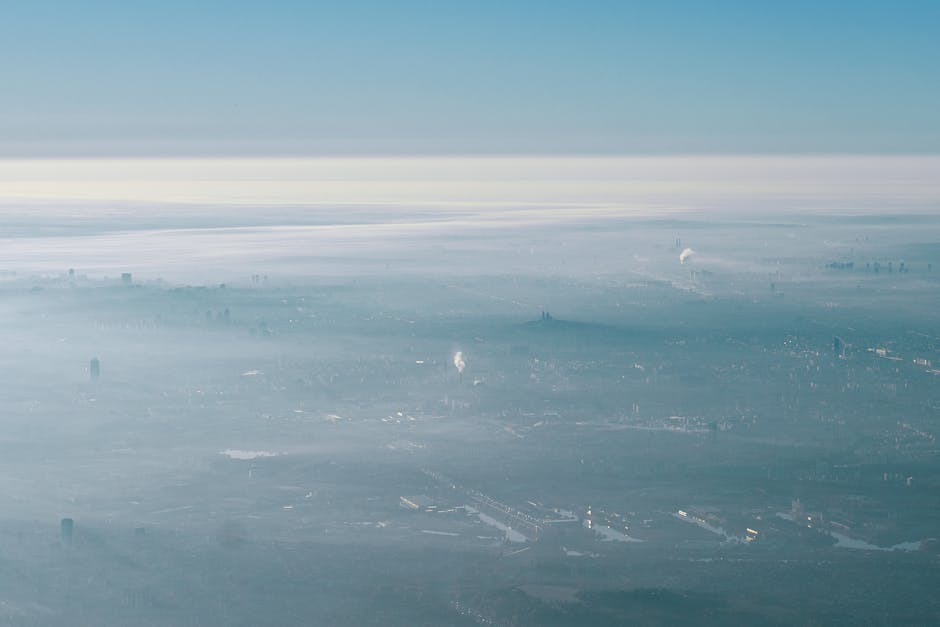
[
  {"xmin": 89, "ymin": 357, "xmax": 100, "ymax": 379},
  {"xmin": 61, "ymin": 518, "xmax": 74, "ymax": 545}
]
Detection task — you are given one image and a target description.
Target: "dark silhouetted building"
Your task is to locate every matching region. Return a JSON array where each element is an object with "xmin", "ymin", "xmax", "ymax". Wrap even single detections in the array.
[{"xmin": 61, "ymin": 518, "xmax": 74, "ymax": 545}]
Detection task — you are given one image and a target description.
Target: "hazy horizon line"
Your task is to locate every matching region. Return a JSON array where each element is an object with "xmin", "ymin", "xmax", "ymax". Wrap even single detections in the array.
[{"xmin": 3, "ymin": 152, "xmax": 940, "ymax": 161}]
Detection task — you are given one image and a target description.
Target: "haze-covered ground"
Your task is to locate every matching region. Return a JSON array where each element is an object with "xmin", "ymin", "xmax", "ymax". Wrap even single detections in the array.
[{"xmin": 1, "ymin": 157, "xmax": 940, "ymax": 626}]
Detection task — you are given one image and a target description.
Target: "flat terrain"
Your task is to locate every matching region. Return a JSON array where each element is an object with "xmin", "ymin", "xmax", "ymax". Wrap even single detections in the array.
[{"xmin": 1, "ymin": 203, "xmax": 940, "ymax": 625}]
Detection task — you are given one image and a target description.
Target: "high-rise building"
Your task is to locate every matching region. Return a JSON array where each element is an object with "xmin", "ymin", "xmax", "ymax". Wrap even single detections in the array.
[
  {"xmin": 61, "ymin": 518, "xmax": 74, "ymax": 545},
  {"xmin": 90, "ymin": 357, "xmax": 100, "ymax": 379}
]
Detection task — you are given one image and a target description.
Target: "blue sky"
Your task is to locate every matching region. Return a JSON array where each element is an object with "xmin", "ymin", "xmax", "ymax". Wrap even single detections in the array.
[{"xmin": 2, "ymin": 1, "xmax": 938, "ymax": 155}]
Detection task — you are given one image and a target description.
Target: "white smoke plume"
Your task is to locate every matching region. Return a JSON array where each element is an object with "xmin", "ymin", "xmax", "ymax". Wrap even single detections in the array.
[
  {"xmin": 453, "ymin": 351, "xmax": 466, "ymax": 374},
  {"xmin": 679, "ymin": 247, "xmax": 695, "ymax": 264}
]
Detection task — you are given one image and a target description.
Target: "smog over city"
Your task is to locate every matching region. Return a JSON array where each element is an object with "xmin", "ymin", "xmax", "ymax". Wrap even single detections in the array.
[{"xmin": 3, "ymin": 2, "xmax": 940, "ymax": 626}]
